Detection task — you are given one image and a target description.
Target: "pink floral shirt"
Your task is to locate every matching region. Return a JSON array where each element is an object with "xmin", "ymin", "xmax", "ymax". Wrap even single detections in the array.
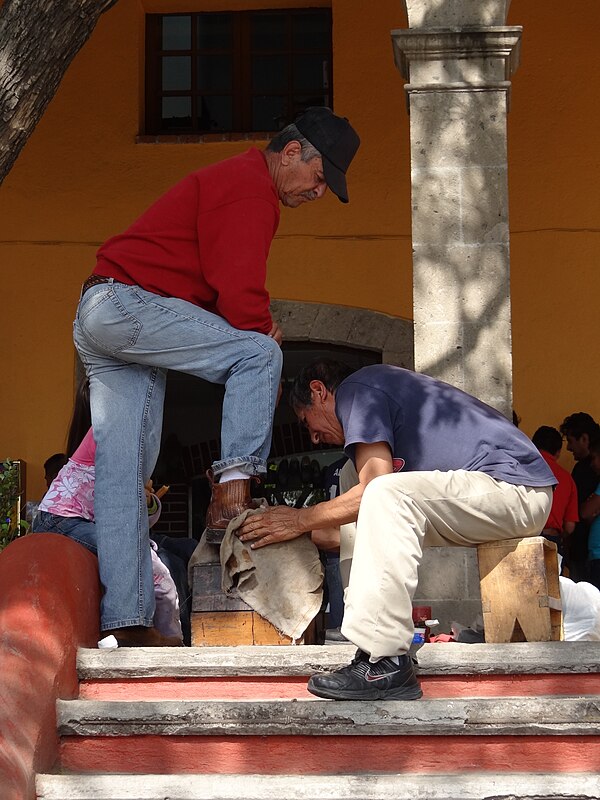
[
  {"xmin": 39, "ymin": 429, "xmax": 96, "ymax": 520},
  {"xmin": 38, "ymin": 427, "xmax": 162, "ymax": 526}
]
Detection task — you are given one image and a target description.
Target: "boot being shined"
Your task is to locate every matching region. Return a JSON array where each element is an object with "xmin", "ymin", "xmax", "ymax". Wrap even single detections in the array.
[{"xmin": 205, "ymin": 470, "xmax": 255, "ymax": 544}]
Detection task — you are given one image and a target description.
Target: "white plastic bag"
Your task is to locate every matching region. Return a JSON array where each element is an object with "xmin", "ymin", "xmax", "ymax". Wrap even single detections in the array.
[{"xmin": 560, "ymin": 576, "xmax": 600, "ymax": 641}]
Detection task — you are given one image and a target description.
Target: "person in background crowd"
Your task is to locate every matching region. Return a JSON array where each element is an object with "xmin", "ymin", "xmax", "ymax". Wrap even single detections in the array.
[
  {"xmin": 25, "ymin": 453, "xmax": 70, "ymax": 527},
  {"xmin": 580, "ymin": 437, "xmax": 600, "ymax": 591},
  {"xmin": 532, "ymin": 425, "xmax": 579, "ymax": 567},
  {"xmin": 33, "ymin": 380, "xmax": 183, "ymax": 645},
  {"xmin": 560, "ymin": 413, "xmax": 600, "ymax": 581},
  {"xmin": 43, "ymin": 453, "xmax": 68, "ymax": 489}
]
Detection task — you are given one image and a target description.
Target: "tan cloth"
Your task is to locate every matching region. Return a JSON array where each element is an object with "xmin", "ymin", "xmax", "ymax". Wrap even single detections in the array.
[{"xmin": 189, "ymin": 506, "xmax": 323, "ymax": 641}]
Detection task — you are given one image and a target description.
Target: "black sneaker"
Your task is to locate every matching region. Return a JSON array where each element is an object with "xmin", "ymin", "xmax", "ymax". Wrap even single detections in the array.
[{"xmin": 307, "ymin": 649, "xmax": 422, "ymax": 700}]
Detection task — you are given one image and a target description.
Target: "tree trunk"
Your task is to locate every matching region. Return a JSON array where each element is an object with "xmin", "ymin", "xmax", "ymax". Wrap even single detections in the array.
[{"xmin": 0, "ymin": 0, "xmax": 119, "ymax": 186}]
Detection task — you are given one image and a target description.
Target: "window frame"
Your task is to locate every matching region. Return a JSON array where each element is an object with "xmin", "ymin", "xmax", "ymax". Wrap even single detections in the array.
[{"xmin": 144, "ymin": 8, "xmax": 333, "ymax": 137}]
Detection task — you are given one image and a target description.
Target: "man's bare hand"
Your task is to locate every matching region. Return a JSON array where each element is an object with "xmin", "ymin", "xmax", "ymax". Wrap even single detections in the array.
[
  {"xmin": 311, "ymin": 526, "xmax": 340, "ymax": 551},
  {"xmin": 268, "ymin": 321, "xmax": 283, "ymax": 346},
  {"xmin": 144, "ymin": 480, "xmax": 154, "ymax": 507},
  {"xmin": 237, "ymin": 506, "xmax": 305, "ymax": 549}
]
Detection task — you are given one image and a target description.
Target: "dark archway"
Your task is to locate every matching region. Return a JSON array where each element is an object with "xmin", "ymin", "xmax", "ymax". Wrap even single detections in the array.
[{"xmin": 151, "ymin": 302, "xmax": 413, "ymax": 538}]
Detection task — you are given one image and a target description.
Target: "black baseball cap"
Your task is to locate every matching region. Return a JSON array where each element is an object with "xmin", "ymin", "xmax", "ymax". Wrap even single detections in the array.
[{"xmin": 295, "ymin": 107, "xmax": 360, "ymax": 203}]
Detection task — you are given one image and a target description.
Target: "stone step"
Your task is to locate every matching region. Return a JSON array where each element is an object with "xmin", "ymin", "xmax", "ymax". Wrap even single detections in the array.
[
  {"xmin": 56, "ymin": 695, "xmax": 600, "ymax": 736},
  {"xmin": 56, "ymin": 696, "xmax": 600, "ymax": 776},
  {"xmin": 35, "ymin": 772, "xmax": 600, "ymax": 800},
  {"xmin": 76, "ymin": 641, "xmax": 600, "ymax": 701},
  {"xmin": 77, "ymin": 641, "xmax": 600, "ymax": 677}
]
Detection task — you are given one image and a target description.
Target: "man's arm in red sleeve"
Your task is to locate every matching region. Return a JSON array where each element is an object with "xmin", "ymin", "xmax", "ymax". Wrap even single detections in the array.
[{"xmin": 198, "ymin": 197, "xmax": 279, "ymax": 334}]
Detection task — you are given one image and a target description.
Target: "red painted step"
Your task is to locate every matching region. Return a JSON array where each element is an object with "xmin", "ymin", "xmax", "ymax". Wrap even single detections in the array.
[
  {"xmin": 79, "ymin": 670, "xmax": 600, "ymax": 701},
  {"xmin": 76, "ymin": 640, "xmax": 600, "ymax": 702},
  {"xmin": 60, "ymin": 733, "xmax": 600, "ymax": 776},
  {"xmin": 56, "ymin": 694, "xmax": 600, "ymax": 777}
]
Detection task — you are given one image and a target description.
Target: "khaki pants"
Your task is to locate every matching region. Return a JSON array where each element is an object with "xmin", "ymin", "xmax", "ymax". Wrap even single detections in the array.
[{"xmin": 339, "ymin": 468, "xmax": 552, "ymax": 660}]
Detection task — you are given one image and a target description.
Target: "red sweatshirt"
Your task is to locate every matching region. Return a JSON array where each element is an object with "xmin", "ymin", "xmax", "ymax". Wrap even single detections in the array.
[
  {"xmin": 94, "ymin": 149, "xmax": 280, "ymax": 334},
  {"xmin": 540, "ymin": 450, "xmax": 579, "ymax": 531}
]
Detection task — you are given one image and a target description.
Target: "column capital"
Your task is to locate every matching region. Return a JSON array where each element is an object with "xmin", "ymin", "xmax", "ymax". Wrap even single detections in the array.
[{"xmin": 392, "ymin": 28, "xmax": 522, "ymax": 83}]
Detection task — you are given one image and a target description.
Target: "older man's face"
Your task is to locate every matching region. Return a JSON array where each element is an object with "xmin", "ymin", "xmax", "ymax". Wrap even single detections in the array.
[
  {"xmin": 295, "ymin": 386, "xmax": 344, "ymax": 447},
  {"xmin": 276, "ymin": 154, "xmax": 328, "ymax": 208}
]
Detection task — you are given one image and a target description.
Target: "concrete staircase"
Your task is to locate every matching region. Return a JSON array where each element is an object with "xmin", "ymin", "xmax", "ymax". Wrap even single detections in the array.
[{"xmin": 36, "ymin": 642, "xmax": 600, "ymax": 800}]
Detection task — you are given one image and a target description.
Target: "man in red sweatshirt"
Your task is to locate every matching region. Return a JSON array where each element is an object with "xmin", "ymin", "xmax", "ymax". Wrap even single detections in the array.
[
  {"xmin": 73, "ymin": 107, "xmax": 360, "ymax": 647},
  {"xmin": 532, "ymin": 425, "xmax": 579, "ymax": 565}
]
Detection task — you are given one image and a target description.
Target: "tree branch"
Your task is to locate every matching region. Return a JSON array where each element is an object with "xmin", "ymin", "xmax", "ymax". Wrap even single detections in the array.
[{"xmin": 0, "ymin": 0, "xmax": 120, "ymax": 185}]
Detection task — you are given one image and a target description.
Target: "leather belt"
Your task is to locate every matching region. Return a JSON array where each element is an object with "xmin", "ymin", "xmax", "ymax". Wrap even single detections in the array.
[{"xmin": 82, "ymin": 274, "xmax": 111, "ymax": 296}]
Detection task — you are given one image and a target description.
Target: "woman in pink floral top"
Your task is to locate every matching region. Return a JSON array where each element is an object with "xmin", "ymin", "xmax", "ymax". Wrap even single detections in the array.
[
  {"xmin": 34, "ymin": 424, "xmax": 183, "ymax": 644},
  {"xmin": 39, "ymin": 428, "xmax": 96, "ymax": 522}
]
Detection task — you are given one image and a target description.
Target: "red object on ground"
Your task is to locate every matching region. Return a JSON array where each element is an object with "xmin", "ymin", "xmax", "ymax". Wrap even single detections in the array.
[
  {"xmin": 429, "ymin": 633, "xmax": 456, "ymax": 643},
  {"xmin": 0, "ymin": 534, "xmax": 100, "ymax": 800},
  {"xmin": 412, "ymin": 606, "xmax": 432, "ymax": 623}
]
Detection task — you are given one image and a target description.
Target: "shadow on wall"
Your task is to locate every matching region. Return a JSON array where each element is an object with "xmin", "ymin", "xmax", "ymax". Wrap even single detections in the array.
[
  {"xmin": 0, "ymin": 534, "xmax": 101, "ymax": 800},
  {"xmin": 395, "ymin": 0, "xmax": 516, "ymax": 412},
  {"xmin": 411, "ymin": 89, "xmax": 513, "ymax": 400}
]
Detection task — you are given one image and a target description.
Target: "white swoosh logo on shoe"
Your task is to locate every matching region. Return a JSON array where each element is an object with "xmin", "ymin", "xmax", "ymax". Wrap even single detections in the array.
[{"xmin": 365, "ymin": 669, "xmax": 405, "ymax": 682}]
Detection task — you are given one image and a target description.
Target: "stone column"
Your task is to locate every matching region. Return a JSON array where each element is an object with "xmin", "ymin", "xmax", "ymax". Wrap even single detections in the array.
[{"xmin": 392, "ymin": 0, "xmax": 521, "ymax": 417}]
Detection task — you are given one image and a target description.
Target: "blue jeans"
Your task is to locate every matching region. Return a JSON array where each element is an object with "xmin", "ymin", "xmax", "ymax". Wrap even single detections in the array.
[
  {"xmin": 73, "ymin": 280, "xmax": 282, "ymax": 630},
  {"xmin": 33, "ymin": 511, "xmax": 98, "ymax": 554}
]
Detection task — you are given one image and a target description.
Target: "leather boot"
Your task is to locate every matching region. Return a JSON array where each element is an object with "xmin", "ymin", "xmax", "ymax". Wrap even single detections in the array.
[{"xmin": 205, "ymin": 471, "xmax": 255, "ymax": 544}]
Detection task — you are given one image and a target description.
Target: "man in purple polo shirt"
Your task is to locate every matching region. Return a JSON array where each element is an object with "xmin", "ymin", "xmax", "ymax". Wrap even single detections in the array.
[{"xmin": 238, "ymin": 360, "xmax": 556, "ymax": 701}]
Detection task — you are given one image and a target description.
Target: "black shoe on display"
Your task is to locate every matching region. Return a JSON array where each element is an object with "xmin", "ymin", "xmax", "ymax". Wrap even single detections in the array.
[
  {"xmin": 287, "ymin": 457, "xmax": 302, "ymax": 490},
  {"xmin": 276, "ymin": 458, "xmax": 289, "ymax": 490},
  {"xmin": 307, "ymin": 648, "xmax": 422, "ymax": 701},
  {"xmin": 301, "ymin": 455, "xmax": 313, "ymax": 486},
  {"xmin": 311, "ymin": 459, "xmax": 323, "ymax": 489}
]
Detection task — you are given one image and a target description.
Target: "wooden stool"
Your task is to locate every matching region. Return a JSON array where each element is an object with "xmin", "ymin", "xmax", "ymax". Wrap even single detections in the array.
[
  {"xmin": 190, "ymin": 556, "xmax": 322, "ymax": 647},
  {"xmin": 477, "ymin": 536, "xmax": 562, "ymax": 643}
]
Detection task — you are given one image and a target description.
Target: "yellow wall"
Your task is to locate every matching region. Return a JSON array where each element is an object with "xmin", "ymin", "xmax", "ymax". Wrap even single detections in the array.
[
  {"xmin": 1, "ymin": 0, "xmax": 598, "ymax": 500},
  {"xmin": 507, "ymin": 4, "xmax": 600, "ymax": 446}
]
